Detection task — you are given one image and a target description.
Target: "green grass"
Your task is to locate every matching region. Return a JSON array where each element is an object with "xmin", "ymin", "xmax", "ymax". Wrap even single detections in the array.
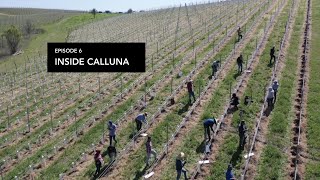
[
  {"xmin": 305, "ymin": 0, "xmax": 320, "ymax": 179},
  {"xmin": 257, "ymin": 0, "xmax": 306, "ymax": 179},
  {"xmin": 0, "ymin": 13, "xmax": 117, "ymax": 72}
]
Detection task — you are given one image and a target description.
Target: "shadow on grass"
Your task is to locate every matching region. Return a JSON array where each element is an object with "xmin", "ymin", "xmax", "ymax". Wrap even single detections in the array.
[
  {"xmin": 91, "ymin": 160, "xmax": 116, "ymax": 180},
  {"xmin": 233, "ymin": 72, "xmax": 241, "ymax": 79},
  {"xmin": 267, "ymin": 62, "xmax": 274, "ymax": 68},
  {"xmin": 229, "ymin": 146, "xmax": 243, "ymax": 166},
  {"xmin": 178, "ymin": 102, "xmax": 190, "ymax": 115},
  {"xmin": 196, "ymin": 140, "xmax": 206, "ymax": 153},
  {"xmin": 264, "ymin": 104, "xmax": 273, "ymax": 117},
  {"xmin": 227, "ymin": 106, "xmax": 238, "ymax": 114},
  {"xmin": 132, "ymin": 165, "xmax": 148, "ymax": 180}
]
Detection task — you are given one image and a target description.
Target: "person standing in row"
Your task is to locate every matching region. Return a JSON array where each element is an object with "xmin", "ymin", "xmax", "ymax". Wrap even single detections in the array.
[
  {"xmin": 270, "ymin": 46, "xmax": 276, "ymax": 65},
  {"xmin": 237, "ymin": 54, "xmax": 243, "ymax": 73},
  {"xmin": 272, "ymin": 80, "xmax": 279, "ymax": 103},
  {"xmin": 135, "ymin": 112, "xmax": 148, "ymax": 132},
  {"xmin": 187, "ymin": 79, "xmax": 196, "ymax": 104},
  {"xmin": 108, "ymin": 120, "xmax": 117, "ymax": 146},
  {"xmin": 212, "ymin": 60, "xmax": 219, "ymax": 77},
  {"xmin": 230, "ymin": 93, "xmax": 240, "ymax": 109},
  {"xmin": 176, "ymin": 152, "xmax": 188, "ymax": 180},
  {"xmin": 145, "ymin": 136, "xmax": 157, "ymax": 166},
  {"xmin": 238, "ymin": 120, "xmax": 247, "ymax": 149},
  {"xmin": 267, "ymin": 86, "xmax": 274, "ymax": 108},
  {"xmin": 94, "ymin": 149, "xmax": 104, "ymax": 177},
  {"xmin": 203, "ymin": 118, "xmax": 217, "ymax": 141}
]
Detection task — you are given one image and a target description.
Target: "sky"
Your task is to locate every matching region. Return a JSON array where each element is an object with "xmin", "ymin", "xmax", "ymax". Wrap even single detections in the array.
[{"xmin": 0, "ymin": 0, "xmax": 219, "ymax": 12}]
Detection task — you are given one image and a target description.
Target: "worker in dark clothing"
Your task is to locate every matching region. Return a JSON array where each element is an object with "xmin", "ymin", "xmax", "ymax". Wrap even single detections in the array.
[
  {"xmin": 135, "ymin": 112, "xmax": 148, "ymax": 132},
  {"xmin": 94, "ymin": 149, "xmax": 104, "ymax": 177},
  {"xmin": 176, "ymin": 152, "xmax": 187, "ymax": 180},
  {"xmin": 237, "ymin": 54, "xmax": 243, "ymax": 73},
  {"xmin": 238, "ymin": 120, "xmax": 247, "ymax": 149},
  {"xmin": 212, "ymin": 60, "xmax": 219, "ymax": 77},
  {"xmin": 203, "ymin": 118, "xmax": 217, "ymax": 141},
  {"xmin": 226, "ymin": 164, "xmax": 236, "ymax": 180},
  {"xmin": 237, "ymin": 27, "xmax": 243, "ymax": 41},
  {"xmin": 187, "ymin": 80, "xmax": 196, "ymax": 104},
  {"xmin": 270, "ymin": 46, "xmax": 276, "ymax": 64},
  {"xmin": 230, "ymin": 93, "xmax": 240, "ymax": 109}
]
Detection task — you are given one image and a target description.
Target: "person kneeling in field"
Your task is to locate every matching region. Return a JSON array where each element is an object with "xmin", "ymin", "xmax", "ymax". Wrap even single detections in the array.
[
  {"xmin": 108, "ymin": 120, "xmax": 117, "ymax": 146},
  {"xmin": 203, "ymin": 118, "xmax": 217, "ymax": 141},
  {"xmin": 230, "ymin": 93, "xmax": 240, "ymax": 109}
]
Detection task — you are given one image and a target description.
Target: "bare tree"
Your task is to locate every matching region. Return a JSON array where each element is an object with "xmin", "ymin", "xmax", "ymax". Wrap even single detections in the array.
[{"xmin": 4, "ymin": 25, "xmax": 21, "ymax": 54}]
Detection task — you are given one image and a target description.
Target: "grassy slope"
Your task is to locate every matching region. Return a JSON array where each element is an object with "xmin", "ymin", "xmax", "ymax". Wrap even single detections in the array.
[
  {"xmin": 305, "ymin": 0, "xmax": 320, "ymax": 178},
  {"xmin": 0, "ymin": 13, "xmax": 117, "ymax": 72},
  {"xmin": 257, "ymin": 0, "xmax": 306, "ymax": 179}
]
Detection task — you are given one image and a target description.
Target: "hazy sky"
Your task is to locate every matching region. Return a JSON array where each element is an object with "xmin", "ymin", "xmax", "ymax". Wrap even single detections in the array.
[{"xmin": 0, "ymin": 0, "xmax": 219, "ymax": 12}]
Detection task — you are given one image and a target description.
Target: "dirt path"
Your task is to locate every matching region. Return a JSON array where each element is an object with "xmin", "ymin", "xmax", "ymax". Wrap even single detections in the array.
[{"xmin": 287, "ymin": 0, "xmax": 311, "ymax": 178}]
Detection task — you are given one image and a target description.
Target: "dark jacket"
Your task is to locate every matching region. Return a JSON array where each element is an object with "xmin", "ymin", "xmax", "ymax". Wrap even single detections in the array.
[
  {"xmin": 238, "ymin": 124, "xmax": 247, "ymax": 135},
  {"xmin": 237, "ymin": 56, "xmax": 243, "ymax": 65},
  {"xmin": 203, "ymin": 119, "xmax": 217, "ymax": 127},
  {"xmin": 176, "ymin": 159, "xmax": 185, "ymax": 170}
]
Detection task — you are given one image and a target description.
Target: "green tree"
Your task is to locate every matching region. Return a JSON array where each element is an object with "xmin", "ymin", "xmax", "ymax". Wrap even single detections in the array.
[
  {"xmin": 4, "ymin": 25, "xmax": 21, "ymax": 54},
  {"xmin": 127, "ymin": 8, "xmax": 133, "ymax": 14}
]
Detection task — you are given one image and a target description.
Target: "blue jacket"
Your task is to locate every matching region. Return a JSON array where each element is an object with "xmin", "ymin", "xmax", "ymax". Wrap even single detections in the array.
[
  {"xmin": 226, "ymin": 169, "xmax": 234, "ymax": 180},
  {"xmin": 204, "ymin": 118, "xmax": 217, "ymax": 126},
  {"xmin": 176, "ymin": 159, "xmax": 185, "ymax": 170},
  {"xmin": 136, "ymin": 114, "xmax": 147, "ymax": 124}
]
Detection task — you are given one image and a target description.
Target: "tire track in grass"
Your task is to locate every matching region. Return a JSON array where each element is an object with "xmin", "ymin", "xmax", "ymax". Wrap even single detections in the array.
[
  {"xmin": 149, "ymin": 1, "xmax": 277, "ymax": 178},
  {"xmin": 306, "ymin": 0, "xmax": 320, "ymax": 178},
  {"xmin": 288, "ymin": 0, "xmax": 310, "ymax": 177}
]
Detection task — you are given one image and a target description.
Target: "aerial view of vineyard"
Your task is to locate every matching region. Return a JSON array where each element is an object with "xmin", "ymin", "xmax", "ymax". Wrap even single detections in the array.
[{"xmin": 0, "ymin": 0, "xmax": 319, "ymax": 179}]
